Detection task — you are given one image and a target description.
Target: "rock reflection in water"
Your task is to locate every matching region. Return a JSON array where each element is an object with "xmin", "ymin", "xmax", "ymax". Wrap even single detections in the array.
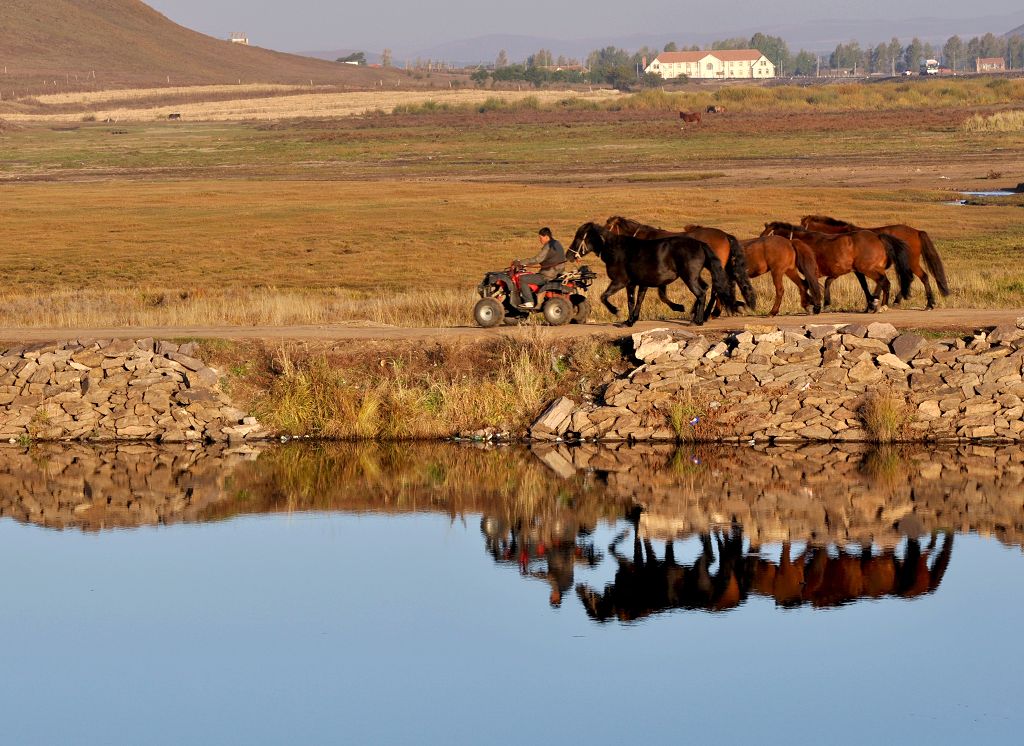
[{"xmin": 0, "ymin": 440, "xmax": 1019, "ymax": 622}]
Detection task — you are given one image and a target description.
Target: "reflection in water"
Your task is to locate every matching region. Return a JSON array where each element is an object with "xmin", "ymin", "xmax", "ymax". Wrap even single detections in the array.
[{"xmin": 0, "ymin": 440, "xmax": 1018, "ymax": 618}]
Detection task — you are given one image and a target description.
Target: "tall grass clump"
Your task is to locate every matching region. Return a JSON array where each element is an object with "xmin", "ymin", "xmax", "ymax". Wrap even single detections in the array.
[
  {"xmin": 962, "ymin": 110, "xmax": 1024, "ymax": 133},
  {"xmin": 859, "ymin": 390, "xmax": 912, "ymax": 443}
]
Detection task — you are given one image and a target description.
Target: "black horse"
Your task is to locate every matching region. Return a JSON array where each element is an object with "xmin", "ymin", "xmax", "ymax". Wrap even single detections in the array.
[{"xmin": 567, "ymin": 222, "xmax": 737, "ymax": 326}]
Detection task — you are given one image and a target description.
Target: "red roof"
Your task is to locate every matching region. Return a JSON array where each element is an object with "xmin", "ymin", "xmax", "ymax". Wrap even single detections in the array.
[{"xmin": 655, "ymin": 49, "xmax": 765, "ymax": 64}]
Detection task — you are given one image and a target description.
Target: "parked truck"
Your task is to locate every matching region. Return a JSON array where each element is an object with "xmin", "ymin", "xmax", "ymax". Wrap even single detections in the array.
[{"xmin": 920, "ymin": 59, "xmax": 940, "ymax": 75}]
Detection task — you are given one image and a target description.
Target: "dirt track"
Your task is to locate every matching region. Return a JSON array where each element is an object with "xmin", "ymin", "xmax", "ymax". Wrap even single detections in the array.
[{"xmin": 0, "ymin": 308, "xmax": 1020, "ymax": 345}]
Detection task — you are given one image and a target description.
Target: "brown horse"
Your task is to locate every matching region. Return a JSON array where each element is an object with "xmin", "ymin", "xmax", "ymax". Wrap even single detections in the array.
[
  {"xmin": 604, "ymin": 216, "xmax": 757, "ymax": 316},
  {"xmin": 800, "ymin": 215, "xmax": 950, "ymax": 309},
  {"xmin": 740, "ymin": 235, "xmax": 822, "ymax": 315},
  {"xmin": 761, "ymin": 221, "xmax": 914, "ymax": 312},
  {"xmin": 679, "ymin": 111, "xmax": 702, "ymax": 123}
]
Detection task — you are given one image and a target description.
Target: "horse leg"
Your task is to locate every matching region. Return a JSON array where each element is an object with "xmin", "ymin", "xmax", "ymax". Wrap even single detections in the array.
[
  {"xmin": 823, "ymin": 277, "xmax": 834, "ymax": 308},
  {"xmin": 873, "ymin": 273, "xmax": 891, "ymax": 309},
  {"xmin": 784, "ymin": 268, "xmax": 808, "ymax": 313},
  {"xmin": 601, "ymin": 280, "xmax": 625, "ymax": 316},
  {"xmin": 919, "ymin": 271, "xmax": 936, "ymax": 309},
  {"xmin": 626, "ymin": 286, "xmax": 648, "ymax": 327},
  {"xmin": 656, "ymin": 285, "xmax": 688, "ymax": 313},
  {"xmin": 683, "ymin": 275, "xmax": 708, "ymax": 325},
  {"xmin": 854, "ymin": 271, "xmax": 879, "ymax": 312},
  {"xmin": 769, "ymin": 268, "xmax": 786, "ymax": 316}
]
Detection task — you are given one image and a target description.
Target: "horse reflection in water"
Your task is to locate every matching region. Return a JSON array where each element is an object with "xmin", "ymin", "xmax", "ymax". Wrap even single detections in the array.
[
  {"xmin": 576, "ymin": 517, "xmax": 953, "ymax": 622},
  {"xmin": 481, "ymin": 514, "xmax": 602, "ymax": 607}
]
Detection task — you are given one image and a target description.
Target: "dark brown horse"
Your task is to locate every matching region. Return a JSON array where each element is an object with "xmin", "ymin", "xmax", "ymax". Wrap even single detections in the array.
[
  {"xmin": 800, "ymin": 215, "xmax": 950, "ymax": 309},
  {"xmin": 679, "ymin": 111, "xmax": 702, "ymax": 123},
  {"xmin": 761, "ymin": 221, "xmax": 914, "ymax": 312},
  {"xmin": 740, "ymin": 235, "xmax": 822, "ymax": 315},
  {"xmin": 604, "ymin": 216, "xmax": 757, "ymax": 315},
  {"xmin": 567, "ymin": 222, "xmax": 737, "ymax": 326},
  {"xmin": 705, "ymin": 105, "xmax": 726, "ymax": 114}
]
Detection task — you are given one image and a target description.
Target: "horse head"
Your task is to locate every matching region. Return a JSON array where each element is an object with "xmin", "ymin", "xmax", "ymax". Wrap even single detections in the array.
[{"xmin": 568, "ymin": 222, "xmax": 604, "ymax": 260}]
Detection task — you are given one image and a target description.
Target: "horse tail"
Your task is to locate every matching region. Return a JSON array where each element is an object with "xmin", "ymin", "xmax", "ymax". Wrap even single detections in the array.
[
  {"xmin": 920, "ymin": 230, "xmax": 950, "ymax": 296},
  {"xmin": 881, "ymin": 234, "xmax": 914, "ymax": 301},
  {"xmin": 793, "ymin": 240, "xmax": 822, "ymax": 309},
  {"xmin": 725, "ymin": 233, "xmax": 757, "ymax": 311},
  {"xmin": 704, "ymin": 243, "xmax": 739, "ymax": 314}
]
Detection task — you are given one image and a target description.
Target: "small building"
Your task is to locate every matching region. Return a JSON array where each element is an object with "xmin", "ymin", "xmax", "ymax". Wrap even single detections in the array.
[
  {"xmin": 645, "ymin": 49, "xmax": 775, "ymax": 80},
  {"xmin": 976, "ymin": 57, "xmax": 1006, "ymax": 73},
  {"xmin": 229, "ymin": 32, "xmax": 249, "ymax": 45}
]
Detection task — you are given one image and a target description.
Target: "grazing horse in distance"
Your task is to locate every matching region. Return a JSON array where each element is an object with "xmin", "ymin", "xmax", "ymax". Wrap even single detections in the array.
[
  {"xmin": 679, "ymin": 111, "xmax": 702, "ymax": 123},
  {"xmin": 604, "ymin": 215, "xmax": 757, "ymax": 316},
  {"xmin": 761, "ymin": 221, "xmax": 914, "ymax": 312},
  {"xmin": 567, "ymin": 222, "xmax": 737, "ymax": 326},
  {"xmin": 740, "ymin": 234, "xmax": 822, "ymax": 315},
  {"xmin": 800, "ymin": 215, "xmax": 950, "ymax": 309},
  {"xmin": 705, "ymin": 105, "xmax": 726, "ymax": 113}
]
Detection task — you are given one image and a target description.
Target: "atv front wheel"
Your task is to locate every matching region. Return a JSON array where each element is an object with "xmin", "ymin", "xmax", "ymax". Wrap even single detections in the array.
[
  {"xmin": 571, "ymin": 297, "xmax": 591, "ymax": 324},
  {"xmin": 542, "ymin": 297, "xmax": 572, "ymax": 326},
  {"xmin": 473, "ymin": 297, "xmax": 505, "ymax": 328}
]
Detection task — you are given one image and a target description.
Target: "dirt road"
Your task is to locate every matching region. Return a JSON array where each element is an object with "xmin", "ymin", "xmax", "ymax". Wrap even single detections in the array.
[{"xmin": 1, "ymin": 308, "xmax": 1020, "ymax": 345}]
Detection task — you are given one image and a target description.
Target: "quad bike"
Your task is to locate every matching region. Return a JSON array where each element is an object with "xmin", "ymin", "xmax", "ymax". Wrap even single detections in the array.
[{"xmin": 473, "ymin": 262, "xmax": 598, "ymax": 327}]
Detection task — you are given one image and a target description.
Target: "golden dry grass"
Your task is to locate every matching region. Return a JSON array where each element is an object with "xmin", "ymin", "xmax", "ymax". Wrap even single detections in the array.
[
  {"xmin": 4, "ymin": 88, "xmax": 620, "ymax": 123},
  {"xmin": 30, "ymin": 83, "xmax": 314, "ymax": 106},
  {"xmin": 0, "ymin": 178, "xmax": 1020, "ymax": 327},
  {"xmin": 963, "ymin": 109, "xmax": 1024, "ymax": 132}
]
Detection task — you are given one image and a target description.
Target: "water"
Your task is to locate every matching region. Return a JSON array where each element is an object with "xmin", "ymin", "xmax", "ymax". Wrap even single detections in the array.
[{"xmin": 2, "ymin": 441, "xmax": 1023, "ymax": 743}]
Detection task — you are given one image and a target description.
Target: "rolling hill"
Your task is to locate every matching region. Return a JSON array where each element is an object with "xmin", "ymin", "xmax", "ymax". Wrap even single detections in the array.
[{"xmin": 0, "ymin": 0, "xmax": 410, "ymax": 92}]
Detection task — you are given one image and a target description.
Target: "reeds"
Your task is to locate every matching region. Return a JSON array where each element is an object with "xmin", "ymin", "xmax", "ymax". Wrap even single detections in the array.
[
  {"xmin": 859, "ymin": 390, "xmax": 913, "ymax": 443},
  {"xmin": 962, "ymin": 109, "xmax": 1024, "ymax": 132}
]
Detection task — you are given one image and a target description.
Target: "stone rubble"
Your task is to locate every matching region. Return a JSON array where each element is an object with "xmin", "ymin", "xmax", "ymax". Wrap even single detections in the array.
[
  {"xmin": 0, "ymin": 339, "xmax": 266, "ymax": 442},
  {"xmin": 529, "ymin": 318, "xmax": 1024, "ymax": 443}
]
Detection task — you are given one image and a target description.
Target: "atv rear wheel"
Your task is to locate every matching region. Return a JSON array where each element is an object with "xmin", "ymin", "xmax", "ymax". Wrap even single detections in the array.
[
  {"xmin": 473, "ymin": 297, "xmax": 505, "ymax": 328},
  {"xmin": 570, "ymin": 296, "xmax": 591, "ymax": 324},
  {"xmin": 542, "ymin": 297, "xmax": 572, "ymax": 326}
]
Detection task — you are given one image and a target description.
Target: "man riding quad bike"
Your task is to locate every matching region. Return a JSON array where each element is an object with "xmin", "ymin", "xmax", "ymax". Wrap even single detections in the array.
[{"xmin": 474, "ymin": 227, "xmax": 597, "ymax": 327}]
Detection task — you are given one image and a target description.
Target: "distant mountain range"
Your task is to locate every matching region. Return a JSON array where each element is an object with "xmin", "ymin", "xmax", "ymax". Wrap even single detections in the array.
[
  {"xmin": 1006, "ymin": 23, "xmax": 1024, "ymax": 38},
  {"xmin": 314, "ymin": 13, "xmax": 1024, "ymax": 66}
]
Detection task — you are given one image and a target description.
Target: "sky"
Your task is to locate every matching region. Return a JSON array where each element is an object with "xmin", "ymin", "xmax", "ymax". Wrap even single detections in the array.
[{"xmin": 145, "ymin": 0, "xmax": 1024, "ymax": 54}]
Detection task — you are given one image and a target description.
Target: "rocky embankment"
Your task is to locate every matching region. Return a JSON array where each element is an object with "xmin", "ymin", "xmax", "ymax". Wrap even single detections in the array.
[
  {"xmin": 530, "ymin": 319, "xmax": 1024, "ymax": 443},
  {"xmin": 0, "ymin": 338, "xmax": 264, "ymax": 442}
]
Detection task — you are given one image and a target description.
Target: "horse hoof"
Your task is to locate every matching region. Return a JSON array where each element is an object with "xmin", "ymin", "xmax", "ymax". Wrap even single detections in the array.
[{"xmin": 812, "ymin": 306, "xmax": 822, "ymax": 315}]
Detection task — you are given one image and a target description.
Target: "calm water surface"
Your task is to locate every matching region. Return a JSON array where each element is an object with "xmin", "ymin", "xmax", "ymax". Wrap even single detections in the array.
[{"xmin": 1, "ymin": 442, "xmax": 1022, "ymax": 744}]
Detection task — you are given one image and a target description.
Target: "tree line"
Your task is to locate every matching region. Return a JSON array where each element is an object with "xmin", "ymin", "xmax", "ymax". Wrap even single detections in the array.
[{"xmin": 467, "ymin": 29, "xmax": 1023, "ymax": 87}]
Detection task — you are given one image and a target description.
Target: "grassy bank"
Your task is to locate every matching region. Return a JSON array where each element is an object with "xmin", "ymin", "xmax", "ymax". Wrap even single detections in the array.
[{"xmin": 205, "ymin": 333, "xmax": 626, "ymax": 439}]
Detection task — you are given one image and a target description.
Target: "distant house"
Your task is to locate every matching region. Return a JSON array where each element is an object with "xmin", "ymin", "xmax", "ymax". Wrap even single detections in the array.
[
  {"xmin": 645, "ymin": 49, "xmax": 775, "ymax": 80},
  {"xmin": 228, "ymin": 32, "xmax": 249, "ymax": 45},
  {"xmin": 976, "ymin": 57, "xmax": 1005, "ymax": 73}
]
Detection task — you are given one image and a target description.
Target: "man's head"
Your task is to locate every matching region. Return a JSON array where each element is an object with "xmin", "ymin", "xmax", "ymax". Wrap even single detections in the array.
[{"xmin": 538, "ymin": 226, "xmax": 552, "ymax": 244}]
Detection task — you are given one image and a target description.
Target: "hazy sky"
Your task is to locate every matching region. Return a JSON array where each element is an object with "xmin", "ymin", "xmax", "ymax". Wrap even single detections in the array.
[{"xmin": 146, "ymin": 1, "xmax": 1023, "ymax": 53}]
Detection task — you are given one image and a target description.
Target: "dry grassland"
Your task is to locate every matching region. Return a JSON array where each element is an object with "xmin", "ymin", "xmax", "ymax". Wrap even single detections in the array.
[
  {"xmin": 4, "ymin": 88, "xmax": 620, "ymax": 123},
  {"xmin": 0, "ymin": 179, "xmax": 1021, "ymax": 327},
  {"xmin": 29, "ymin": 83, "xmax": 315, "ymax": 106}
]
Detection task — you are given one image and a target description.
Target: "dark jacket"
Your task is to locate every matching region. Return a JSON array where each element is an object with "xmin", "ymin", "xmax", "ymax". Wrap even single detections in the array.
[{"xmin": 520, "ymin": 239, "xmax": 566, "ymax": 279}]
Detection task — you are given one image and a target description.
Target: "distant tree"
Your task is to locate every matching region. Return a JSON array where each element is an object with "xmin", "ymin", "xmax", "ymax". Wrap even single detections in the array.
[
  {"xmin": 886, "ymin": 38, "xmax": 903, "ymax": 74},
  {"xmin": 495, "ymin": 49, "xmax": 509, "ymax": 68},
  {"xmin": 1008, "ymin": 35, "xmax": 1024, "ymax": 70},
  {"xmin": 749, "ymin": 32, "xmax": 791, "ymax": 74},
  {"xmin": 556, "ymin": 55, "xmax": 567, "ymax": 67},
  {"xmin": 586, "ymin": 46, "xmax": 634, "ymax": 88},
  {"xmin": 336, "ymin": 51, "xmax": 366, "ymax": 65},
  {"xmin": 712, "ymin": 37, "xmax": 749, "ymax": 50},
  {"xmin": 381, "ymin": 48, "xmax": 392, "ymax": 67},
  {"xmin": 527, "ymin": 49, "xmax": 553, "ymax": 68},
  {"xmin": 830, "ymin": 41, "xmax": 862, "ymax": 72},
  {"xmin": 792, "ymin": 49, "xmax": 816, "ymax": 76},
  {"xmin": 979, "ymin": 32, "xmax": 1005, "ymax": 59},
  {"xmin": 663, "ymin": 42, "xmax": 678, "ymax": 53},
  {"xmin": 942, "ymin": 36, "xmax": 963, "ymax": 71},
  {"xmin": 903, "ymin": 38, "xmax": 924, "ymax": 72}
]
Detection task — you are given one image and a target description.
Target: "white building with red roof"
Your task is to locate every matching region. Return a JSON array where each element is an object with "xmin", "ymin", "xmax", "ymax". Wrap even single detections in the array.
[{"xmin": 645, "ymin": 49, "xmax": 775, "ymax": 80}]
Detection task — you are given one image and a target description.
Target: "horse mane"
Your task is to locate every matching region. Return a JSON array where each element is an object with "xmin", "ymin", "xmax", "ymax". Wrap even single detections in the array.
[
  {"xmin": 765, "ymin": 220, "xmax": 801, "ymax": 232},
  {"xmin": 803, "ymin": 214, "xmax": 854, "ymax": 228},
  {"xmin": 605, "ymin": 215, "xmax": 658, "ymax": 233},
  {"xmin": 682, "ymin": 224, "xmax": 702, "ymax": 231}
]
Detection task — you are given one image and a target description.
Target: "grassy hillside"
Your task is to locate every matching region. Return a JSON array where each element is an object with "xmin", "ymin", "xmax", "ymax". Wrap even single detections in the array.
[{"xmin": 0, "ymin": 0, "xmax": 413, "ymax": 92}]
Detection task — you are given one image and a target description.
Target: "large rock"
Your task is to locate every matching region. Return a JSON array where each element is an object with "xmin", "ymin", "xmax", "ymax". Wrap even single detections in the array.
[
  {"xmin": 891, "ymin": 333, "xmax": 927, "ymax": 362},
  {"xmin": 530, "ymin": 396, "xmax": 576, "ymax": 437}
]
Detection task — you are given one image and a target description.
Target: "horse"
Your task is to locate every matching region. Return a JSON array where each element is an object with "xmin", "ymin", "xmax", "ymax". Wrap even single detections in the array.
[
  {"xmin": 800, "ymin": 215, "xmax": 950, "ymax": 309},
  {"xmin": 740, "ymin": 235, "xmax": 823, "ymax": 315},
  {"xmin": 567, "ymin": 222, "xmax": 737, "ymax": 326},
  {"xmin": 679, "ymin": 111, "xmax": 702, "ymax": 123},
  {"xmin": 705, "ymin": 105, "xmax": 725, "ymax": 113},
  {"xmin": 604, "ymin": 215, "xmax": 757, "ymax": 316},
  {"xmin": 760, "ymin": 221, "xmax": 914, "ymax": 312}
]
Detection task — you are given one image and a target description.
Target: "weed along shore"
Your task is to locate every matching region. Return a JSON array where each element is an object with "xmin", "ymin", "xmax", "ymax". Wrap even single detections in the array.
[{"xmin": 2, "ymin": 320, "xmax": 1023, "ymax": 445}]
